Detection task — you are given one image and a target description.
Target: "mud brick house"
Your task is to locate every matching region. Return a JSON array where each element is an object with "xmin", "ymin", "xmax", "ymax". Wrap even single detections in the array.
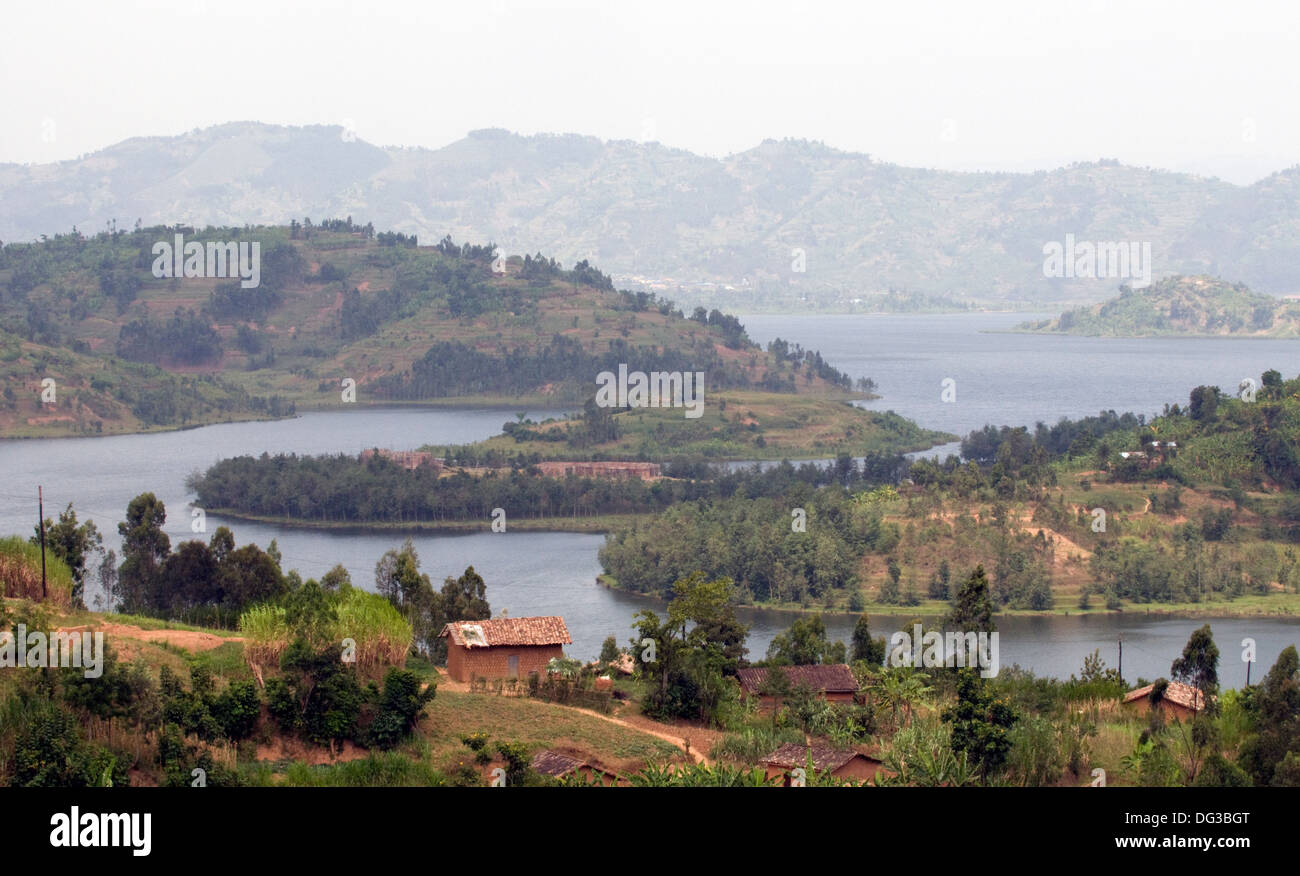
[
  {"xmin": 439, "ymin": 616, "xmax": 572, "ymax": 683},
  {"xmin": 1122, "ymin": 680, "xmax": 1208, "ymax": 720},
  {"xmin": 360, "ymin": 448, "xmax": 443, "ymax": 472},
  {"xmin": 534, "ymin": 461, "xmax": 661, "ymax": 480},
  {"xmin": 736, "ymin": 664, "xmax": 860, "ymax": 708},
  {"xmin": 761, "ymin": 743, "xmax": 888, "ymax": 785},
  {"xmin": 531, "ymin": 749, "xmax": 623, "ymax": 786}
]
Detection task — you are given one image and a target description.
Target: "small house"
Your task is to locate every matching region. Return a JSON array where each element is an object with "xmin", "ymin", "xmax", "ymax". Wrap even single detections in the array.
[
  {"xmin": 735, "ymin": 664, "xmax": 860, "ymax": 708},
  {"xmin": 439, "ymin": 616, "xmax": 572, "ymax": 683},
  {"xmin": 761, "ymin": 743, "xmax": 887, "ymax": 785},
  {"xmin": 1122, "ymin": 680, "xmax": 1207, "ymax": 719}
]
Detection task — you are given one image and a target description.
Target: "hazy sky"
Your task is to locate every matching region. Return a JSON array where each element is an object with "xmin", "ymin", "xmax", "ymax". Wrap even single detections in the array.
[{"xmin": 4, "ymin": 0, "xmax": 1298, "ymax": 183}]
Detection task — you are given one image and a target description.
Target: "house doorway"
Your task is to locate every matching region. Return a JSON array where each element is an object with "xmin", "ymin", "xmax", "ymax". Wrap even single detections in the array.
[{"xmin": 508, "ymin": 655, "xmax": 519, "ymax": 679}]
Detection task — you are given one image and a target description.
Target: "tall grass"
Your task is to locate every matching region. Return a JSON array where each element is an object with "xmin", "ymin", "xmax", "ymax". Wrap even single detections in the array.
[
  {"xmin": 239, "ymin": 604, "xmax": 290, "ymax": 669},
  {"xmin": 277, "ymin": 753, "xmax": 445, "ymax": 786},
  {"xmin": 333, "ymin": 588, "xmax": 412, "ymax": 672},
  {"xmin": 239, "ymin": 588, "xmax": 412, "ymax": 675},
  {"xmin": 0, "ymin": 536, "xmax": 74, "ymax": 607}
]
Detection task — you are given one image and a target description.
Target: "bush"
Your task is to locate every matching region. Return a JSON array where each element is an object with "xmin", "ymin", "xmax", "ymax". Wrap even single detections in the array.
[
  {"xmin": 12, "ymin": 701, "xmax": 127, "ymax": 787},
  {"xmin": 212, "ymin": 680, "xmax": 262, "ymax": 740},
  {"xmin": 364, "ymin": 669, "xmax": 436, "ymax": 750}
]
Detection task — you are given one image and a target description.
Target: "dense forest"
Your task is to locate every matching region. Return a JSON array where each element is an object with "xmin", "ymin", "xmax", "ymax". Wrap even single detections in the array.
[{"xmin": 189, "ymin": 450, "xmax": 909, "ymax": 525}]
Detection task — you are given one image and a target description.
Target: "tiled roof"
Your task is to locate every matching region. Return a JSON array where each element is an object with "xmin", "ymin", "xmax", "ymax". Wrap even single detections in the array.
[
  {"xmin": 439, "ymin": 616, "xmax": 572, "ymax": 647},
  {"xmin": 531, "ymin": 750, "xmax": 588, "ymax": 777},
  {"xmin": 1123, "ymin": 680, "xmax": 1207, "ymax": 711},
  {"xmin": 762, "ymin": 743, "xmax": 876, "ymax": 772},
  {"xmin": 736, "ymin": 664, "xmax": 859, "ymax": 694}
]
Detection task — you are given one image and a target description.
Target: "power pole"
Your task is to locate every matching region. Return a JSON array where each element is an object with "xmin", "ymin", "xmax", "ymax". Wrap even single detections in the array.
[
  {"xmin": 38, "ymin": 485, "xmax": 47, "ymax": 601},
  {"xmin": 1118, "ymin": 634, "xmax": 1123, "ymax": 684}
]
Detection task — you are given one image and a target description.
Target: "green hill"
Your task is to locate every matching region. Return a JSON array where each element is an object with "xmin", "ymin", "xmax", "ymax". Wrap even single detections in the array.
[
  {"xmin": 0, "ymin": 221, "xmax": 855, "ymax": 437},
  {"xmin": 1016, "ymin": 275, "xmax": 1300, "ymax": 337},
  {"xmin": 0, "ymin": 328, "xmax": 292, "ymax": 437}
]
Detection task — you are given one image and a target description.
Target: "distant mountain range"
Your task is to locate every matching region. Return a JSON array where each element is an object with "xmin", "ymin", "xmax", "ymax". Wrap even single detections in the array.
[{"xmin": 4, "ymin": 122, "xmax": 1300, "ymax": 310}]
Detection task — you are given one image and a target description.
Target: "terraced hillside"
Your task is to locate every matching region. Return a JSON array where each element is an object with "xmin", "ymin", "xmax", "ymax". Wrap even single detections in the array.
[{"xmin": 0, "ymin": 221, "xmax": 856, "ymax": 437}]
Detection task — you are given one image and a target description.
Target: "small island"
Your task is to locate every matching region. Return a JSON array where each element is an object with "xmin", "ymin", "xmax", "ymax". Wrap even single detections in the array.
[{"xmin": 1017, "ymin": 275, "xmax": 1300, "ymax": 338}]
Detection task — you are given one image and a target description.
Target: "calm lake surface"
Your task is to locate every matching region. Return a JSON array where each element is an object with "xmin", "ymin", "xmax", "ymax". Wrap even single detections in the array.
[{"xmin": 2, "ymin": 313, "xmax": 1297, "ymax": 678}]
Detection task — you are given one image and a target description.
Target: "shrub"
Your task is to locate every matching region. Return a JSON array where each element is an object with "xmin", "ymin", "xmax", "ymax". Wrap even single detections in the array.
[
  {"xmin": 12, "ymin": 701, "xmax": 127, "ymax": 787},
  {"xmin": 364, "ymin": 669, "xmax": 436, "ymax": 750},
  {"xmin": 212, "ymin": 680, "xmax": 262, "ymax": 740}
]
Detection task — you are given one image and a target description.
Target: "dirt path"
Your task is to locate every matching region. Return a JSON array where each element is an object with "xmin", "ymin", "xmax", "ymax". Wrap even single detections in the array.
[
  {"xmin": 58, "ymin": 622, "xmax": 243, "ymax": 653},
  {"xmin": 564, "ymin": 705, "xmax": 716, "ymax": 765}
]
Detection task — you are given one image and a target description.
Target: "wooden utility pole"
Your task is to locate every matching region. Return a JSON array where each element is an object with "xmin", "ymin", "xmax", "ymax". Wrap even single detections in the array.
[
  {"xmin": 1118, "ymin": 634, "xmax": 1123, "ymax": 684},
  {"xmin": 38, "ymin": 485, "xmax": 47, "ymax": 600}
]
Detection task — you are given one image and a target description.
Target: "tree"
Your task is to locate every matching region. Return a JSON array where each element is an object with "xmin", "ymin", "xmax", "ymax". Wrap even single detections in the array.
[
  {"xmin": 117, "ymin": 493, "xmax": 170, "ymax": 613},
  {"xmin": 942, "ymin": 668, "xmax": 1018, "ymax": 780},
  {"xmin": 1189, "ymin": 385, "xmax": 1220, "ymax": 422},
  {"xmin": 266, "ymin": 639, "xmax": 363, "ymax": 749},
  {"xmin": 160, "ymin": 540, "xmax": 218, "ymax": 616},
  {"xmin": 320, "ymin": 564, "xmax": 352, "ymax": 591},
  {"xmin": 631, "ymin": 572, "xmax": 749, "ymax": 724},
  {"xmin": 375, "ymin": 539, "xmax": 429, "ymax": 607},
  {"xmin": 851, "ymin": 614, "xmax": 886, "ymax": 666},
  {"xmin": 1238, "ymin": 645, "xmax": 1300, "ymax": 785},
  {"xmin": 1166, "ymin": 624, "xmax": 1222, "ymax": 782},
  {"xmin": 209, "ymin": 526, "xmax": 234, "ymax": 565},
  {"xmin": 439, "ymin": 565, "xmax": 490, "ymax": 626},
  {"xmin": 599, "ymin": 635, "xmax": 621, "ymax": 666},
  {"xmin": 32, "ymin": 502, "xmax": 103, "ymax": 608},
  {"xmin": 217, "ymin": 544, "xmax": 286, "ymax": 614},
  {"xmin": 766, "ymin": 614, "xmax": 846, "ymax": 665},
  {"xmin": 947, "ymin": 565, "xmax": 996, "ymax": 633},
  {"xmin": 1170, "ymin": 624, "xmax": 1220, "ymax": 714}
]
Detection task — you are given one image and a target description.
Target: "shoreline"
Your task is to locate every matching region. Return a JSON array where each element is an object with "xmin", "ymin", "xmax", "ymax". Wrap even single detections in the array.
[
  {"xmin": 204, "ymin": 508, "xmax": 641, "ymax": 535},
  {"xmin": 596, "ymin": 577, "xmax": 1300, "ymax": 621}
]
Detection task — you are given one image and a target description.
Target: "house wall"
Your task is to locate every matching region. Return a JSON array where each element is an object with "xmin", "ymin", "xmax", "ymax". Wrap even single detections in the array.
[
  {"xmin": 447, "ymin": 643, "xmax": 564, "ymax": 683},
  {"xmin": 766, "ymin": 757, "xmax": 888, "ymax": 785},
  {"xmin": 833, "ymin": 758, "xmax": 887, "ymax": 783},
  {"xmin": 1124, "ymin": 698, "xmax": 1197, "ymax": 721}
]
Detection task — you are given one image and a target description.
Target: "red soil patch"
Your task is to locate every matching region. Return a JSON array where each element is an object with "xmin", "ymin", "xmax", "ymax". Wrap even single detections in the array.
[{"xmin": 58, "ymin": 622, "xmax": 242, "ymax": 653}]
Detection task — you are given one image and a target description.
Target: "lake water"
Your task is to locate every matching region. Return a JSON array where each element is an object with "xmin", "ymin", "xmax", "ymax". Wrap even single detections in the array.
[{"xmin": 2, "ymin": 313, "xmax": 1297, "ymax": 679}]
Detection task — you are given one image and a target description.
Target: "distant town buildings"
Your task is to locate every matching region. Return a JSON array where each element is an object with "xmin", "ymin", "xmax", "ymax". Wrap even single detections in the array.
[
  {"xmin": 534, "ymin": 461, "xmax": 661, "ymax": 480},
  {"xmin": 360, "ymin": 448, "xmax": 442, "ymax": 472},
  {"xmin": 358, "ymin": 450, "xmax": 659, "ymax": 481}
]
